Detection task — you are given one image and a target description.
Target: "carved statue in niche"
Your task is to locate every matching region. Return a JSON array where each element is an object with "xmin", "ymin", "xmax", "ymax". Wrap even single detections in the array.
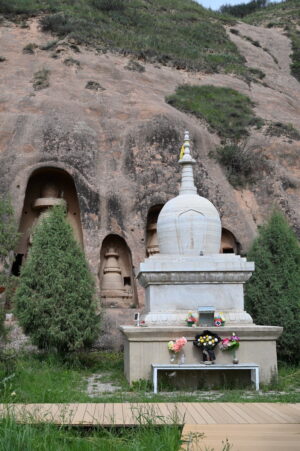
[
  {"xmin": 100, "ymin": 246, "xmax": 133, "ymax": 308},
  {"xmin": 29, "ymin": 182, "xmax": 66, "ymax": 246},
  {"xmin": 146, "ymin": 221, "xmax": 160, "ymax": 256}
]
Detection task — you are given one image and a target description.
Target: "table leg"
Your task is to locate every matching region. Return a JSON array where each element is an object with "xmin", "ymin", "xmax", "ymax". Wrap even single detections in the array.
[
  {"xmin": 153, "ymin": 368, "xmax": 158, "ymax": 394},
  {"xmin": 251, "ymin": 368, "xmax": 259, "ymax": 391}
]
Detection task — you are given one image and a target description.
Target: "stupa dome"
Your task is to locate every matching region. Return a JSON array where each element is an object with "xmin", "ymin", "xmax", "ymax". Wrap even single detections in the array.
[{"xmin": 157, "ymin": 131, "xmax": 221, "ymax": 255}]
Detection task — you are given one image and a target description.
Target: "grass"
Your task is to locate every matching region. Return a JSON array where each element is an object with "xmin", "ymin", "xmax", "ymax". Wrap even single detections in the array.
[
  {"xmin": 266, "ymin": 121, "xmax": 300, "ymax": 140},
  {"xmin": 22, "ymin": 42, "xmax": 38, "ymax": 54},
  {"xmin": 0, "ymin": 351, "xmax": 299, "ymax": 404},
  {"xmin": 166, "ymin": 84, "xmax": 263, "ymax": 140},
  {"xmin": 0, "ymin": 0, "xmax": 250, "ymax": 76},
  {"xmin": 209, "ymin": 144, "xmax": 267, "ymax": 188},
  {"xmin": 32, "ymin": 68, "xmax": 50, "ymax": 90},
  {"xmin": 0, "ymin": 417, "xmax": 182, "ymax": 451},
  {"xmin": 242, "ymin": 0, "xmax": 300, "ymax": 81}
]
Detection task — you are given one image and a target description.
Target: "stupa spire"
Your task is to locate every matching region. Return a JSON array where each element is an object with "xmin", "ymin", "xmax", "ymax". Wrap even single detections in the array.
[{"xmin": 179, "ymin": 130, "xmax": 197, "ymax": 195}]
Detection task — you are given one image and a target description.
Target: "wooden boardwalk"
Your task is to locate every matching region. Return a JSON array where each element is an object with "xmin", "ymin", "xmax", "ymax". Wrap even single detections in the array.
[{"xmin": 1, "ymin": 403, "xmax": 299, "ymax": 450}]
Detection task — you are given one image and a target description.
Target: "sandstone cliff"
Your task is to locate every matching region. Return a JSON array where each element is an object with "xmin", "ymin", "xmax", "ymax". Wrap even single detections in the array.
[{"xmin": 0, "ymin": 12, "xmax": 299, "ymax": 346}]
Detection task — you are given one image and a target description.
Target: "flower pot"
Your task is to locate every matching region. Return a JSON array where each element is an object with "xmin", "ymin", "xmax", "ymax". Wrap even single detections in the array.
[{"xmin": 187, "ymin": 322, "xmax": 193, "ymax": 327}]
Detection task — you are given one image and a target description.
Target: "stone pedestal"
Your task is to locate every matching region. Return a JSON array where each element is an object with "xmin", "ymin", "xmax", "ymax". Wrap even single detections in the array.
[
  {"xmin": 138, "ymin": 254, "xmax": 254, "ymax": 325},
  {"xmin": 120, "ymin": 325, "xmax": 283, "ymax": 385}
]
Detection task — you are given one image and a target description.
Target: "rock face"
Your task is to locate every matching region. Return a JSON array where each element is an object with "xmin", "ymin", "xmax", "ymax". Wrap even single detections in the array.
[{"xmin": 0, "ymin": 19, "xmax": 299, "ymax": 348}]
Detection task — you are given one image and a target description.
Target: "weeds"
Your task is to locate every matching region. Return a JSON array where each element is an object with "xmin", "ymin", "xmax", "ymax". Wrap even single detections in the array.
[
  {"xmin": 125, "ymin": 59, "xmax": 145, "ymax": 73},
  {"xmin": 210, "ymin": 143, "xmax": 267, "ymax": 187},
  {"xmin": 85, "ymin": 81, "xmax": 105, "ymax": 91},
  {"xmin": 22, "ymin": 42, "xmax": 38, "ymax": 54},
  {"xmin": 266, "ymin": 122, "xmax": 300, "ymax": 140},
  {"xmin": 2, "ymin": 0, "xmax": 248, "ymax": 76},
  {"xmin": 32, "ymin": 68, "xmax": 50, "ymax": 90},
  {"xmin": 0, "ymin": 352, "xmax": 299, "ymax": 404},
  {"xmin": 63, "ymin": 57, "xmax": 80, "ymax": 67},
  {"xmin": 39, "ymin": 40, "xmax": 57, "ymax": 51},
  {"xmin": 0, "ymin": 417, "xmax": 182, "ymax": 451},
  {"xmin": 166, "ymin": 85, "xmax": 263, "ymax": 139}
]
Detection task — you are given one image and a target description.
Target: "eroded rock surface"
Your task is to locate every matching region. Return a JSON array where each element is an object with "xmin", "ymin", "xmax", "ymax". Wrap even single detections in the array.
[{"xmin": 1, "ymin": 19, "xmax": 299, "ymax": 348}]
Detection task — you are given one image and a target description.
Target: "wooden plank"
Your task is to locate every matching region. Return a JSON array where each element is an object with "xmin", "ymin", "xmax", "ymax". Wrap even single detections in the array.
[
  {"xmin": 225, "ymin": 403, "xmax": 259, "ymax": 423},
  {"xmin": 181, "ymin": 424, "xmax": 300, "ymax": 451},
  {"xmin": 1, "ymin": 403, "xmax": 300, "ymax": 427},
  {"xmin": 239, "ymin": 402, "xmax": 281, "ymax": 424},
  {"xmin": 191, "ymin": 403, "xmax": 217, "ymax": 424},
  {"xmin": 200, "ymin": 403, "xmax": 237, "ymax": 424},
  {"xmin": 178, "ymin": 403, "xmax": 200, "ymax": 425},
  {"xmin": 220, "ymin": 403, "xmax": 249, "ymax": 424},
  {"xmin": 258, "ymin": 403, "xmax": 300, "ymax": 424}
]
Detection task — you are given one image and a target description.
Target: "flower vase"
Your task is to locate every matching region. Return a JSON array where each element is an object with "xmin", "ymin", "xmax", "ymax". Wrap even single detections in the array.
[
  {"xmin": 169, "ymin": 351, "xmax": 176, "ymax": 364},
  {"xmin": 232, "ymin": 349, "xmax": 239, "ymax": 364},
  {"xmin": 179, "ymin": 351, "xmax": 185, "ymax": 365},
  {"xmin": 187, "ymin": 322, "xmax": 193, "ymax": 327}
]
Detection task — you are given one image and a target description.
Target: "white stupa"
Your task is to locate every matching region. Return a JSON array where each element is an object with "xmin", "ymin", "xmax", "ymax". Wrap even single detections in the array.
[
  {"xmin": 138, "ymin": 131, "xmax": 254, "ymax": 325},
  {"xmin": 157, "ymin": 131, "xmax": 221, "ymax": 256}
]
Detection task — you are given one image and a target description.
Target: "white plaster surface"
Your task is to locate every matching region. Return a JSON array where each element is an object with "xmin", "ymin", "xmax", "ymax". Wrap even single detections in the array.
[
  {"xmin": 120, "ymin": 325, "xmax": 283, "ymax": 385},
  {"xmin": 138, "ymin": 253, "xmax": 254, "ymax": 325}
]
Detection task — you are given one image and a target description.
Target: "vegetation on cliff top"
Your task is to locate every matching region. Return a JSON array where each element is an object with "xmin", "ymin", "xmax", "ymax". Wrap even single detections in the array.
[
  {"xmin": 166, "ymin": 85, "xmax": 262, "ymax": 140},
  {"xmin": 241, "ymin": 0, "xmax": 300, "ymax": 81},
  {"xmin": 0, "ymin": 0, "xmax": 248, "ymax": 74}
]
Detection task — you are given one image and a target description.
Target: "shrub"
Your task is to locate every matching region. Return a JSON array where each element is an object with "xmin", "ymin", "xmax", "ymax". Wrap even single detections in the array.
[
  {"xmin": 125, "ymin": 59, "xmax": 145, "ymax": 72},
  {"xmin": 266, "ymin": 122, "xmax": 300, "ymax": 140},
  {"xmin": 90, "ymin": 0, "xmax": 125, "ymax": 12},
  {"xmin": 85, "ymin": 81, "xmax": 105, "ymax": 91},
  {"xmin": 0, "ymin": 197, "xmax": 19, "ymax": 336},
  {"xmin": 210, "ymin": 144, "xmax": 267, "ymax": 187},
  {"xmin": 32, "ymin": 68, "xmax": 50, "ymax": 91},
  {"xmin": 14, "ymin": 205, "xmax": 99, "ymax": 354},
  {"xmin": 39, "ymin": 13, "xmax": 81, "ymax": 37},
  {"xmin": 245, "ymin": 211, "xmax": 300, "ymax": 364},
  {"xmin": 220, "ymin": 0, "xmax": 268, "ymax": 18},
  {"xmin": 166, "ymin": 85, "xmax": 262, "ymax": 139},
  {"xmin": 22, "ymin": 42, "xmax": 38, "ymax": 54}
]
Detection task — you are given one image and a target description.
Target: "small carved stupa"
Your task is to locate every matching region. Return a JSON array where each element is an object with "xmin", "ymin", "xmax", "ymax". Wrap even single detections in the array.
[
  {"xmin": 29, "ymin": 182, "xmax": 66, "ymax": 244},
  {"xmin": 101, "ymin": 247, "xmax": 132, "ymax": 306}
]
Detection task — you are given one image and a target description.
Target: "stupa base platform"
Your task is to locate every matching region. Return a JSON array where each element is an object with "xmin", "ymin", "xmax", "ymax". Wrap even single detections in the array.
[{"xmin": 120, "ymin": 325, "xmax": 282, "ymax": 385}]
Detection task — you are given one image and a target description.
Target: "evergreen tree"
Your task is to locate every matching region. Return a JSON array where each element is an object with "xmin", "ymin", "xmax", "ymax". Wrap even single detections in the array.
[
  {"xmin": 0, "ymin": 196, "xmax": 19, "ymax": 337},
  {"xmin": 245, "ymin": 211, "xmax": 300, "ymax": 363},
  {"xmin": 14, "ymin": 205, "xmax": 99, "ymax": 354}
]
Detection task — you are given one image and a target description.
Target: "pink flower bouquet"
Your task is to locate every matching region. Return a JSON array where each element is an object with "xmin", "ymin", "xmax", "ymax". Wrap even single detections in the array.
[{"xmin": 168, "ymin": 336, "xmax": 187, "ymax": 353}]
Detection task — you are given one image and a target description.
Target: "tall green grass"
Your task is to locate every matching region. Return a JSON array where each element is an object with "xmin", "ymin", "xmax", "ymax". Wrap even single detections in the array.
[
  {"xmin": 166, "ymin": 84, "xmax": 263, "ymax": 139},
  {"xmin": 1, "ymin": 351, "xmax": 299, "ymax": 403},
  {"xmin": 0, "ymin": 0, "xmax": 248, "ymax": 75},
  {"xmin": 0, "ymin": 418, "xmax": 182, "ymax": 451}
]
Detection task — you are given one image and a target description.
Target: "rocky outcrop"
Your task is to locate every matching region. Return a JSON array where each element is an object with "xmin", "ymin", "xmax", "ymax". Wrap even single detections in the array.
[{"xmin": 0, "ymin": 18, "xmax": 299, "ymax": 348}]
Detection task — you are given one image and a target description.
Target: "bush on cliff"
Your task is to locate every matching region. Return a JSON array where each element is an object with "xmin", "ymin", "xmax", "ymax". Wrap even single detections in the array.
[
  {"xmin": 14, "ymin": 205, "xmax": 99, "ymax": 354},
  {"xmin": 245, "ymin": 211, "xmax": 300, "ymax": 363}
]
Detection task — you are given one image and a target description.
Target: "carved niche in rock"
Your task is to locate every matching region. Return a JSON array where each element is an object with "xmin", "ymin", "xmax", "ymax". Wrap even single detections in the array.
[
  {"xmin": 13, "ymin": 167, "xmax": 83, "ymax": 276},
  {"xmin": 100, "ymin": 235, "xmax": 137, "ymax": 308},
  {"xmin": 146, "ymin": 205, "xmax": 163, "ymax": 257},
  {"xmin": 220, "ymin": 228, "xmax": 240, "ymax": 254}
]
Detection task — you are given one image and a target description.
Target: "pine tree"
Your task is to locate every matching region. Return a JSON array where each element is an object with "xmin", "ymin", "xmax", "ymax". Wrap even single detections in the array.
[
  {"xmin": 0, "ymin": 196, "xmax": 19, "ymax": 337},
  {"xmin": 14, "ymin": 205, "xmax": 99, "ymax": 354},
  {"xmin": 245, "ymin": 211, "xmax": 300, "ymax": 363}
]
